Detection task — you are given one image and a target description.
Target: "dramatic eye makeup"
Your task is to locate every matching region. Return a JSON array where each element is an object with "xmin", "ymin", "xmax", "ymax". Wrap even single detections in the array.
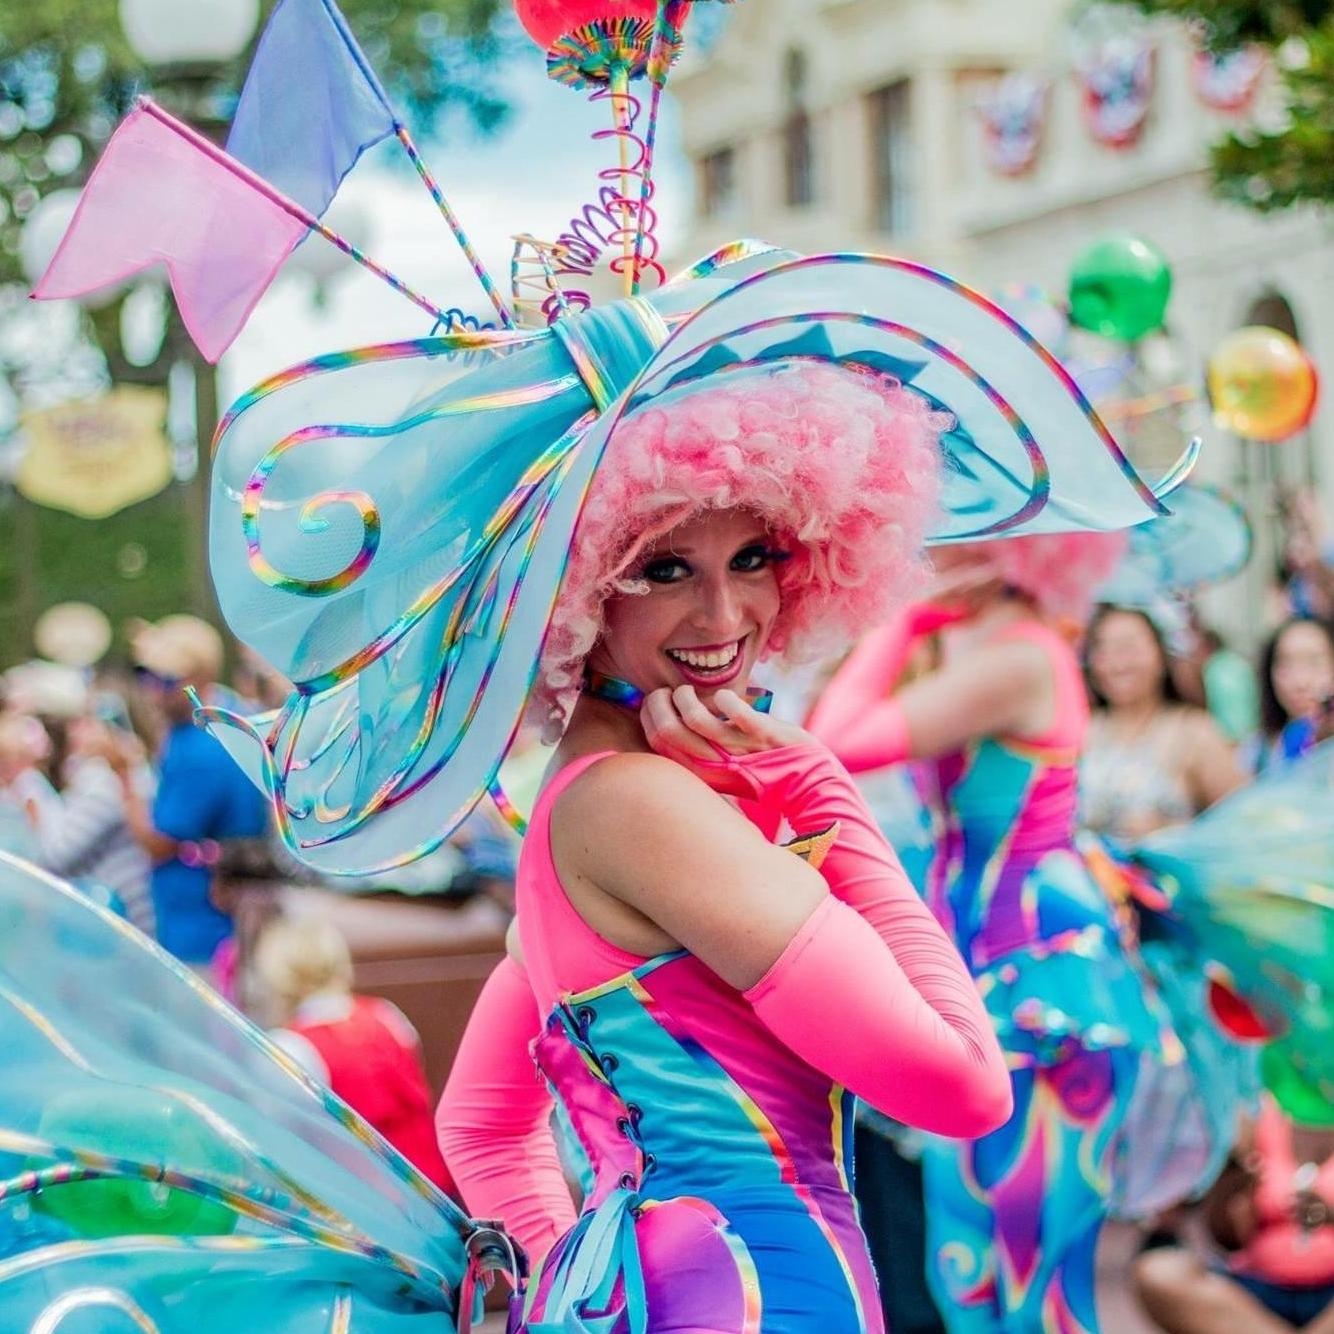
[
  {"xmin": 636, "ymin": 537, "xmax": 790, "ymax": 586},
  {"xmin": 640, "ymin": 555, "xmax": 692, "ymax": 584},
  {"xmin": 731, "ymin": 542, "xmax": 791, "ymax": 573}
]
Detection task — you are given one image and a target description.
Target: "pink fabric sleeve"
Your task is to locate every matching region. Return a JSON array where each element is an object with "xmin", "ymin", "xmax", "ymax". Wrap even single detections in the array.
[
  {"xmin": 435, "ymin": 955, "xmax": 577, "ymax": 1260},
  {"xmin": 724, "ymin": 741, "xmax": 1012, "ymax": 1136},
  {"xmin": 806, "ymin": 604, "xmax": 963, "ymax": 771},
  {"xmin": 746, "ymin": 895, "xmax": 1012, "ymax": 1137}
]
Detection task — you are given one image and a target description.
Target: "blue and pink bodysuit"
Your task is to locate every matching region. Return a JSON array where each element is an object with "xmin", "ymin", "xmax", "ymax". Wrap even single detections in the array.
[{"xmin": 438, "ymin": 747, "xmax": 1014, "ymax": 1332}]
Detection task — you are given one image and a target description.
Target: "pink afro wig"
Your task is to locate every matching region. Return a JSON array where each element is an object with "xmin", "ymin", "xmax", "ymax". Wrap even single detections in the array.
[
  {"xmin": 533, "ymin": 362, "xmax": 947, "ymax": 733},
  {"xmin": 951, "ymin": 531, "xmax": 1128, "ymax": 622}
]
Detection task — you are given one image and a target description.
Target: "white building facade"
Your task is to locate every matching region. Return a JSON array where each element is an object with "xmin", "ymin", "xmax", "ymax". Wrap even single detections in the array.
[{"xmin": 670, "ymin": 0, "xmax": 1334, "ymax": 640}]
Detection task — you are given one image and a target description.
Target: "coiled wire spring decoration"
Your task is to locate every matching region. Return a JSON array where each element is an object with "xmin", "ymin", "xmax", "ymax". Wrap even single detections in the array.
[{"xmin": 511, "ymin": 78, "xmax": 665, "ymax": 325}]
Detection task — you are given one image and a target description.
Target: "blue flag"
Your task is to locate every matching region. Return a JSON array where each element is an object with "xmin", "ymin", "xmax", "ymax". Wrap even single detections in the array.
[{"xmin": 226, "ymin": 0, "xmax": 396, "ymax": 218}]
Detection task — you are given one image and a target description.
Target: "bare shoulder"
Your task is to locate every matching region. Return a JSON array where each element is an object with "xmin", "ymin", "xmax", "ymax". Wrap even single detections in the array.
[
  {"xmin": 1180, "ymin": 704, "xmax": 1228, "ymax": 745},
  {"xmin": 968, "ymin": 631, "xmax": 1055, "ymax": 689},
  {"xmin": 551, "ymin": 750, "xmax": 731, "ymax": 831},
  {"xmin": 549, "ymin": 750, "xmax": 823, "ymax": 988},
  {"xmin": 550, "ymin": 750, "xmax": 779, "ymax": 909}
]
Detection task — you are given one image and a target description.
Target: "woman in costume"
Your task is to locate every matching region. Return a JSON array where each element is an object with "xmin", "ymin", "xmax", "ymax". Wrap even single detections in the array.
[
  {"xmin": 1246, "ymin": 617, "xmax": 1334, "ymax": 773},
  {"xmin": 1080, "ymin": 604, "xmax": 1242, "ymax": 843},
  {"xmin": 808, "ymin": 531, "xmax": 1173, "ymax": 1334},
  {"xmin": 434, "ymin": 362, "xmax": 1017, "ymax": 1332}
]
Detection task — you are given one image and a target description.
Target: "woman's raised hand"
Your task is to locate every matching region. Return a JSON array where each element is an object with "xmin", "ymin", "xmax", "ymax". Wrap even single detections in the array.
[{"xmin": 641, "ymin": 686, "xmax": 812, "ymax": 795}]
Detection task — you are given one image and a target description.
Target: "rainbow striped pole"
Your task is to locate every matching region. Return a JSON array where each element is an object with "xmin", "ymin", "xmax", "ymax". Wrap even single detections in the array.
[
  {"xmin": 140, "ymin": 100, "xmax": 476, "ymax": 332},
  {"xmin": 630, "ymin": 0, "xmax": 688, "ymax": 296},
  {"xmin": 395, "ymin": 124, "xmax": 517, "ymax": 330}
]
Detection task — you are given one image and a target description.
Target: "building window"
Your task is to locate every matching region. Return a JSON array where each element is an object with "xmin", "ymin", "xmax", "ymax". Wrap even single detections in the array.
[
  {"xmin": 699, "ymin": 146, "xmax": 736, "ymax": 218},
  {"xmin": 783, "ymin": 48, "xmax": 814, "ymax": 208},
  {"xmin": 869, "ymin": 80, "xmax": 914, "ymax": 236}
]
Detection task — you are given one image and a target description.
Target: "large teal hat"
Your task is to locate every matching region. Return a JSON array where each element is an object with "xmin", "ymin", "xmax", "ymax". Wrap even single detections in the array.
[
  {"xmin": 201, "ymin": 242, "xmax": 1197, "ymax": 873},
  {"xmin": 1098, "ymin": 482, "xmax": 1251, "ymax": 607}
]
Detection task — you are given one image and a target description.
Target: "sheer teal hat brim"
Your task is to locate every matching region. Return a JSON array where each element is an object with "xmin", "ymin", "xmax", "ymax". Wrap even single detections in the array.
[
  {"xmin": 1097, "ymin": 482, "xmax": 1251, "ymax": 607},
  {"xmin": 0, "ymin": 851, "xmax": 479, "ymax": 1325},
  {"xmin": 203, "ymin": 243, "xmax": 1197, "ymax": 874}
]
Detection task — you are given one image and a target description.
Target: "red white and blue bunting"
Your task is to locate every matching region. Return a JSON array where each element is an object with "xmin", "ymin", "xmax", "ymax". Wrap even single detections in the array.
[
  {"xmin": 975, "ymin": 73, "xmax": 1051, "ymax": 177},
  {"xmin": 1075, "ymin": 32, "xmax": 1157, "ymax": 150},
  {"xmin": 1190, "ymin": 43, "xmax": 1266, "ymax": 114}
]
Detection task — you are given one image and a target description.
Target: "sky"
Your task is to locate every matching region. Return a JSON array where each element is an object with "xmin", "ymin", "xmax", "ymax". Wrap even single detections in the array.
[{"xmin": 219, "ymin": 49, "xmax": 694, "ymax": 403}]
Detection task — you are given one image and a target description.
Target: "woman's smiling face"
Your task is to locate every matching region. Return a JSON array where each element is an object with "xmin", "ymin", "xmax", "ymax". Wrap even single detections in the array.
[{"xmin": 589, "ymin": 508, "xmax": 786, "ymax": 703}]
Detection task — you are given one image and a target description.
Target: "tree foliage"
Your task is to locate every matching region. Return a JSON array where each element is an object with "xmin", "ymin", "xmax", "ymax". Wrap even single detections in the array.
[
  {"xmin": 0, "ymin": 0, "xmax": 511, "ymax": 287},
  {"xmin": 1110, "ymin": 0, "xmax": 1334, "ymax": 210},
  {"xmin": 0, "ymin": 0, "xmax": 511, "ymax": 655},
  {"xmin": 1115, "ymin": 0, "xmax": 1332, "ymax": 45}
]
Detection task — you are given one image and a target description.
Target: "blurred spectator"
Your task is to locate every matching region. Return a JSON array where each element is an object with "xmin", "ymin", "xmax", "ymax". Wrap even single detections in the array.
[
  {"xmin": 1134, "ymin": 1095, "xmax": 1334, "ymax": 1333},
  {"xmin": 1276, "ymin": 489, "xmax": 1334, "ymax": 623},
  {"xmin": 0, "ymin": 711, "xmax": 46, "ymax": 860},
  {"xmin": 448, "ymin": 803, "xmax": 519, "ymax": 910},
  {"xmin": 114, "ymin": 615, "xmax": 268, "ymax": 971},
  {"xmin": 1245, "ymin": 617, "xmax": 1334, "ymax": 773},
  {"xmin": 1171, "ymin": 609, "xmax": 1262, "ymax": 744},
  {"xmin": 1081, "ymin": 606, "xmax": 1243, "ymax": 841},
  {"xmin": 251, "ymin": 915, "xmax": 453, "ymax": 1191},
  {"xmin": 0, "ymin": 662, "xmax": 153, "ymax": 933}
]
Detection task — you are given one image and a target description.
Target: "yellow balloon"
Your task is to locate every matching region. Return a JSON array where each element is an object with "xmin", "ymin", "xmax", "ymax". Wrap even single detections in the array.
[{"xmin": 1206, "ymin": 326, "xmax": 1319, "ymax": 442}]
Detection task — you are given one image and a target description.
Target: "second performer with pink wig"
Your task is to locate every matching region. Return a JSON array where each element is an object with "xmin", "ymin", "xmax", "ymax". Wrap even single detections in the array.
[{"xmin": 809, "ymin": 528, "xmax": 1167, "ymax": 1334}]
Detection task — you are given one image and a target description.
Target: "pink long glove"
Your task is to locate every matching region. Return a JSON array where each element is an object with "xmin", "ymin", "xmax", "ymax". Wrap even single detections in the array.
[
  {"xmin": 806, "ymin": 603, "xmax": 966, "ymax": 772},
  {"xmin": 436, "ymin": 955, "xmax": 577, "ymax": 1261},
  {"xmin": 729, "ymin": 740, "xmax": 1012, "ymax": 1137}
]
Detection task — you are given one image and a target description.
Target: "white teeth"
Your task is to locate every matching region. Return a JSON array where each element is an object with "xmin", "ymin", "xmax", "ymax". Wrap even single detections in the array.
[{"xmin": 668, "ymin": 642, "xmax": 741, "ymax": 671}]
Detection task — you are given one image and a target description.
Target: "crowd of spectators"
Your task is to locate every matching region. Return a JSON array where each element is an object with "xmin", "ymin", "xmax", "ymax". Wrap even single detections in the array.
[{"xmin": 0, "ymin": 610, "xmax": 523, "ymax": 979}]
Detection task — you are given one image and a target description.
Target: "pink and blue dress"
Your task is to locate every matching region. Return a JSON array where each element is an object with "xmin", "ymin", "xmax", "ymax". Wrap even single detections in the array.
[{"xmin": 512, "ymin": 754, "xmax": 881, "ymax": 1333}]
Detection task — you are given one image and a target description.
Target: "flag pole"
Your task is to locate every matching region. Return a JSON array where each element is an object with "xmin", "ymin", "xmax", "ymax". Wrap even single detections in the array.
[
  {"xmin": 316, "ymin": 0, "xmax": 516, "ymax": 329},
  {"xmin": 138, "ymin": 100, "xmax": 477, "ymax": 332},
  {"xmin": 393, "ymin": 124, "xmax": 516, "ymax": 329}
]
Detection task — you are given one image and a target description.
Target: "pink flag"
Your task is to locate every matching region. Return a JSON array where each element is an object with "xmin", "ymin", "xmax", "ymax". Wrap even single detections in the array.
[{"xmin": 32, "ymin": 100, "xmax": 310, "ymax": 362}]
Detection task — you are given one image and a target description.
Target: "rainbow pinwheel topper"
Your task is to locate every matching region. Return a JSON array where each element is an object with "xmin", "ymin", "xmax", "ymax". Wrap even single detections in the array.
[{"xmin": 34, "ymin": 0, "xmax": 1199, "ymax": 873}]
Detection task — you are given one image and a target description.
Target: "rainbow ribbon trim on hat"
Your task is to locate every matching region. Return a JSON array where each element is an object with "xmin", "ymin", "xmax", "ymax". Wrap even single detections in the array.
[{"xmin": 199, "ymin": 245, "xmax": 1193, "ymax": 874}]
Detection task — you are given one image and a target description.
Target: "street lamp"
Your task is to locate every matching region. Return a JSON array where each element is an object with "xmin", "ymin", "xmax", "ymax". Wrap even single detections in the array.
[
  {"xmin": 119, "ymin": 0, "xmax": 260, "ymax": 69},
  {"xmin": 118, "ymin": 0, "xmax": 261, "ymax": 625}
]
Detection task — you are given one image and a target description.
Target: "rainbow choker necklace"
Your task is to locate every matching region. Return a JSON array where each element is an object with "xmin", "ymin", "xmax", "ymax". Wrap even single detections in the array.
[{"xmin": 583, "ymin": 671, "xmax": 773, "ymax": 715}]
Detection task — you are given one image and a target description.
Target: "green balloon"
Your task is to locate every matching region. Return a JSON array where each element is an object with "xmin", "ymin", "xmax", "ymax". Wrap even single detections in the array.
[
  {"xmin": 1068, "ymin": 234, "xmax": 1172, "ymax": 343},
  {"xmin": 1262, "ymin": 1039, "xmax": 1334, "ymax": 1129},
  {"xmin": 34, "ymin": 1086, "xmax": 243, "ymax": 1238}
]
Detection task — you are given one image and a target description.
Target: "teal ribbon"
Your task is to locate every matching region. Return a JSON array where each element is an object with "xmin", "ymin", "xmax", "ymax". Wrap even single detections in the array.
[{"xmin": 524, "ymin": 1186, "xmax": 647, "ymax": 1334}]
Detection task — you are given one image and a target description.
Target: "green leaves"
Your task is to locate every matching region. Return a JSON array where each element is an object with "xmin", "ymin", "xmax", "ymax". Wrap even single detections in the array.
[
  {"xmin": 1108, "ymin": 0, "xmax": 1334, "ymax": 210},
  {"xmin": 0, "ymin": 0, "xmax": 509, "ymax": 288},
  {"xmin": 1116, "ymin": 0, "xmax": 1333, "ymax": 46}
]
